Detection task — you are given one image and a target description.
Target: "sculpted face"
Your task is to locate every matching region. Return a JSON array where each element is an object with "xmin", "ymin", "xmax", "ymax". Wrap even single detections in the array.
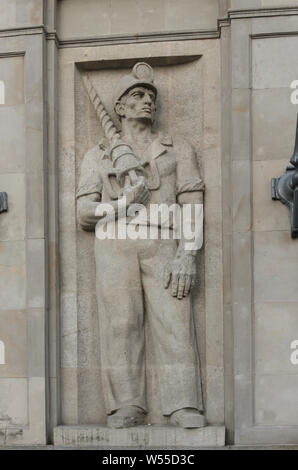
[{"xmin": 116, "ymin": 86, "xmax": 156, "ymax": 123}]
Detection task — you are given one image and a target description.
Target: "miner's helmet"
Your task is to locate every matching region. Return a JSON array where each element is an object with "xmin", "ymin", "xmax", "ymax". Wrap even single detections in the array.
[{"xmin": 113, "ymin": 62, "xmax": 157, "ymax": 110}]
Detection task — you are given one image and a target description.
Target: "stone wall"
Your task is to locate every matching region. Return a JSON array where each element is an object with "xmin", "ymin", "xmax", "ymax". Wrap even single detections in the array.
[
  {"xmin": 0, "ymin": 0, "xmax": 43, "ymax": 29},
  {"xmin": 57, "ymin": 0, "xmax": 219, "ymax": 39},
  {"xmin": 0, "ymin": 0, "xmax": 298, "ymax": 446},
  {"xmin": 0, "ymin": 0, "xmax": 48, "ymax": 444},
  {"xmin": 224, "ymin": 11, "xmax": 298, "ymax": 445}
]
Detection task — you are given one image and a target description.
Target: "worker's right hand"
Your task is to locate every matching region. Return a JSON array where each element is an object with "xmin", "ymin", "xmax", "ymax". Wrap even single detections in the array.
[{"xmin": 123, "ymin": 176, "xmax": 150, "ymax": 206}]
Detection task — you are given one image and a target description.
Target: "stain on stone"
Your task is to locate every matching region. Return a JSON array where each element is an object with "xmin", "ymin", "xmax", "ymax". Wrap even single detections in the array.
[
  {"xmin": 232, "ymin": 103, "xmax": 249, "ymax": 113},
  {"xmin": 30, "ymin": 0, "xmax": 41, "ymax": 25}
]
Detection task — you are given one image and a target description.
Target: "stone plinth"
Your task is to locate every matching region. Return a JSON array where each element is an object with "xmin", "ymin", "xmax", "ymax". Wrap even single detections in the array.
[{"xmin": 54, "ymin": 425, "xmax": 225, "ymax": 448}]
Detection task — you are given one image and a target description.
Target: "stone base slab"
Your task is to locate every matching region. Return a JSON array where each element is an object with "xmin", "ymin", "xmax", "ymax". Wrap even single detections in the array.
[{"xmin": 54, "ymin": 425, "xmax": 225, "ymax": 448}]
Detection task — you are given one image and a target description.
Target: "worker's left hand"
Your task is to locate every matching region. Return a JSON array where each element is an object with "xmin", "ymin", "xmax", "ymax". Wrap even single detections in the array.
[{"xmin": 163, "ymin": 253, "xmax": 197, "ymax": 300}]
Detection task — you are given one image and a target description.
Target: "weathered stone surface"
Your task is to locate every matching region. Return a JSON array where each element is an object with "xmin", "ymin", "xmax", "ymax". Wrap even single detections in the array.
[
  {"xmin": 261, "ymin": 0, "xmax": 298, "ymax": 5},
  {"xmin": 0, "ymin": 174, "xmax": 25, "ymax": 242},
  {"xmin": 54, "ymin": 425, "xmax": 225, "ymax": 448},
  {"xmin": 252, "ymin": 89, "xmax": 298, "ymax": 161},
  {"xmin": 231, "ymin": 19, "xmax": 251, "ymax": 89},
  {"xmin": 26, "ymin": 239, "xmax": 46, "ymax": 309},
  {"xmin": 253, "ymin": 159, "xmax": 290, "ymax": 232},
  {"xmin": 231, "ymin": 160, "xmax": 251, "ymax": 232},
  {"xmin": 252, "ymin": 15, "xmax": 298, "ymax": 36},
  {"xmin": 0, "ymin": 0, "xmax": 43, "ymax": 29},
  {"xmin": 254, "ymin": 230, "xmax": 298, "ymax": 303},
  {"xmin": 0, "ymin": 240, "xmax": 26, "ymax": 310},
  {"xmin": 0, "ymin": 378, "xmax": 28, "ymax": 426},
  {"xmin": 255, "ymin": 302, "xmax": 298, "ymax": 375},
  {"xmin": 232, "ymin": 89, "xmax": 250, "ymax": 161},
  {"xmin": 0, "ymin": 310, "xmax": 27, "ymax": 378},
  {"xmin": 230, "ymin": 0, "xmax": 260, "ymax": 7},
  {"xmin": 231, "ymin": 0, "xmax": 298, "ymax": 8},
  {"xmin": 57, "ymin": 0, "xmax": 219, "ymax": 39},
  {"xmin": 255, "ymin": 374, "xmax": 298, "ymax": 426},
  {"xmin": 3, "ymin": 0, "xmax": 298, "ymax": 449},
  {"xmin": 0, "ymin": 5, "xmax": 48, "ymax": 445},
  {"xmin": 229, "ymin": 10, "xmax": 298, "ymax": 446},
  {"xmin": 27, "ymin": 309, "xmax": 45, "ymax": 377},
  {"xmin": 164, "ymin": 0, "xmax": 219, "ymax": 31},
  {"xmin": 0, "ymin": 56, "xmax": 24, "ymax": 107},
  {"xmin": 253, "ymin": 36, "xmax": 298, "ymax": 90}
]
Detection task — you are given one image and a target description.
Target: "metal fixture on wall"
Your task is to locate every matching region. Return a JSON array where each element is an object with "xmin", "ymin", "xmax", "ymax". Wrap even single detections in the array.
[
  {"xmin": 0, "ymin": 192, "xmax": 8, "ymax": 214},
  {"xmin": 272, "ymin": 114, "xmax": 298, "ymax": 239}
]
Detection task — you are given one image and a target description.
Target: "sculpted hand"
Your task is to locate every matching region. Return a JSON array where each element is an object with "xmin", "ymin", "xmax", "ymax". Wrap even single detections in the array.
[
  {"xmin": 163, "ymin": 253, "xmax": 197, "ymax": 300},
  {"xmin": 123, "ymin": 175, "xmax": 150, "ymax": 206}
]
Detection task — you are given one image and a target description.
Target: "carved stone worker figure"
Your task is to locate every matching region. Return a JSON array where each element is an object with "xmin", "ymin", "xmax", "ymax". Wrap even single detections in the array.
[{"xmin": 77, "ymin": 63, "xmax": 206, "ymax": 428}]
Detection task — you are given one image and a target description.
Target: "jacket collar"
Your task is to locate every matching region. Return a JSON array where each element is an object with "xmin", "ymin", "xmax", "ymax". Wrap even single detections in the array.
[
  {"xmin": 147, "ymin": 132, "xmax": 173, "ymax": 161},
  {"xmin": 99, "ymin": 132, "xmax": 173, "ymax": 161}
]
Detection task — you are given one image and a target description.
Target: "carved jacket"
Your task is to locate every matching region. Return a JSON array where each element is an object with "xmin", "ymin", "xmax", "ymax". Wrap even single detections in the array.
[{"xmin": 77, "ymin": 132, "xmax": 204, "ymax": 209}]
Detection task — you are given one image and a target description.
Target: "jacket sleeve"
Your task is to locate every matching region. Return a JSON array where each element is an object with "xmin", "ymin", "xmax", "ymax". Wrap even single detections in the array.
[
  {"xmin": 175, "ymin": 138, "xmax": 205, "ymax": 197},
  {"xmin": 76, "ymin": 145, "xmax": 103, "ymax": 200}
]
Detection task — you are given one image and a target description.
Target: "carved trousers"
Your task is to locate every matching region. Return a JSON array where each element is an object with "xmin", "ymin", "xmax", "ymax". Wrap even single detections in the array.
[{"xmin": 94, "ymin": 235, "xmax": 203, "ymax": 416}]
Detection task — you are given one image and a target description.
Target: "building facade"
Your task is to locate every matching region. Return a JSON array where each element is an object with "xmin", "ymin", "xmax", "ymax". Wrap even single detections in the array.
[{"xmin": 0, "ymin": 0, "xmax": 298, "ymax": 446}]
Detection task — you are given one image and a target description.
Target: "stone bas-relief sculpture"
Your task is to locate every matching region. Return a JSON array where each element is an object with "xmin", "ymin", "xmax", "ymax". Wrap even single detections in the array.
[{"xmin": 77, "ymin": 63, "xmax": 205, "ymax": 429}]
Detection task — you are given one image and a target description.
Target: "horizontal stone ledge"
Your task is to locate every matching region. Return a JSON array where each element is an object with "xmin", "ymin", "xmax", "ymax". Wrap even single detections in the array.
[
  {"xmin": 57, "ymin": 30, "xmax": 220, "ymax": 49},
  {"xmin": 54, "ymin": 425, "xmax": 225, "ymax": 448},
  {"xmin": 228, "ymin": 6, "xmax": 298, "ymax": 19}
]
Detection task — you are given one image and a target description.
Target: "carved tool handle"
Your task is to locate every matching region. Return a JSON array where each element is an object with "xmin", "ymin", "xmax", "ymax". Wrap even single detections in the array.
[
  {"xmin": 83, "ymin": 75, "xmax": 142, "ymax": 192},
  {"xmin": 83, "ymin": 75, "xmax": 120, "ymax": 144}
]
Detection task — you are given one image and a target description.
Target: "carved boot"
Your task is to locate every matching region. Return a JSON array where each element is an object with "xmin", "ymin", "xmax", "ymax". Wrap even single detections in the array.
[
  {"xmin": 107, "ymin": 406, "xmax": 146, "ymax": 428},
  {"xmin": 170, "ymin": 408, "xmax": 206, "ymax": 428}
]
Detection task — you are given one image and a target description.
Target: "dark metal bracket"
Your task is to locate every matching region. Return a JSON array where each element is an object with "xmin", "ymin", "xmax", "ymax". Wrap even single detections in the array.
[
  {"xmin": 0, "ymin": 192, "xmax": 8, "ymax": 214},
  {"xmin": 272, "ymin": 114, "xmax": 298, "ymax": 239}
]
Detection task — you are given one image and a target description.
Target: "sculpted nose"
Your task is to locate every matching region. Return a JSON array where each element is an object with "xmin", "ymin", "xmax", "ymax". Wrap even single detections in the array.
[{"xmin": 143, "ymin": 92, "xmax": 153, "ymax": 104}]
